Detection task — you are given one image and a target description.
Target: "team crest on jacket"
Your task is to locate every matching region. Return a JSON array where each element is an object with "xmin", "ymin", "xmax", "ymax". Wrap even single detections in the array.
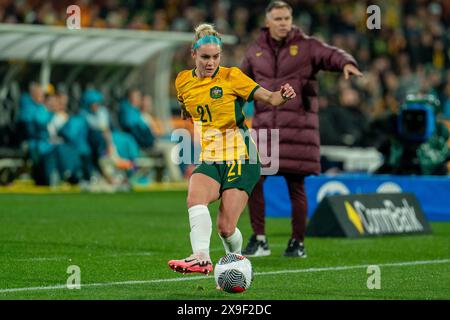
[
  {"xmin": 210, "ymin": 86, "xmax": 223, "ymax": 99},
  {"xmin": 256, "ymin": 51, "xmax": 263, "ymax": 57},
  {"xmin": 289, "ymin": 45, "xmax": 298, "ymax": 56}
]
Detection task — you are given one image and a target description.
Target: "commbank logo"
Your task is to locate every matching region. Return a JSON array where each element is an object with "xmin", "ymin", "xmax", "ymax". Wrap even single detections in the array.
[{"xmin": 344, "ymin": 199, "xmax": 425, "ymax": 235}]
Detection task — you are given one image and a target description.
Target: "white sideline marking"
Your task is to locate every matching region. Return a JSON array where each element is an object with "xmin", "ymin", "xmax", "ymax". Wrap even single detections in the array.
[
  {"xmin": 1, "ymin": 258, "xmax": 449, "ymax": 294},
  {"xmin": 252, "ymin": 258, "xmax": 450, "ymax": 276},
  {"xmin": 210, "ymin": 244, "xmax": 287, "ymax": 252},
  {"xmin": 15, "ymin": 252, "xmax": 154, "ymax": 262},
  {"xmin": 15, "ymin": 257, "xmax": 69, "ymax": 262}
]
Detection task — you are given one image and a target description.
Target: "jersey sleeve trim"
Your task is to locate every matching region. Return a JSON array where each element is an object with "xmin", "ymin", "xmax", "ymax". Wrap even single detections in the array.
[{"xmin": 247, "ymin": 85, "xmax": 260, "ymax": 102}]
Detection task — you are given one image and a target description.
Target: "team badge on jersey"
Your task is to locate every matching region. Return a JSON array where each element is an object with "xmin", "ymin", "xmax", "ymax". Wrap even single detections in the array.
[
  {"xmin": 210, "ymin": 86, "xmax": 223, "ymax": 99},
  {"xmin": 289, "ymin": 45, "xmax": 298, "ymax": 56},
  {"xmin": 256, "ymin": 51, "xmax": 263, "ymax": 57}
]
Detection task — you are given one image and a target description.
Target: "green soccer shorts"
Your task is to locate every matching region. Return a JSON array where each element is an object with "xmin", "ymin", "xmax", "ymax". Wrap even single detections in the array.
[{"xmin": 192, "ymin": 160, "xmax": 261, "ymax": 197}]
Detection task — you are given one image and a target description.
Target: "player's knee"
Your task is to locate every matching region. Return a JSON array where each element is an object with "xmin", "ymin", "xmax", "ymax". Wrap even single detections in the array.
[
  {"xmin": 186, "ymin": 196, "xmax": 197, "ymax": 208},
  {"xmin": 186, "ymin": 194, "xmax": 206, "ymax": 208},
  {"xmin": 187, "ymin": 189, "xmax": 218, "ymax": 208},
  {"xmin": 217, "ymin": 221, "xmax": 235, "ymax": 238}
]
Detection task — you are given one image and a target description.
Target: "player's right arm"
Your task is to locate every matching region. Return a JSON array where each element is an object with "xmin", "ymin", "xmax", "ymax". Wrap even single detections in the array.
[
  {"xmin": 175, "ymin": 71, "xmax": 192, "ymax": 121},
  {"xmin": 180, "ymin": 103, "xmax": 192, "ymax": 121}
]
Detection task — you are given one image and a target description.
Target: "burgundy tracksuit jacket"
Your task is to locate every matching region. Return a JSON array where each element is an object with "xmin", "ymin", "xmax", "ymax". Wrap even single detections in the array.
[{"xmin": 241, "ymin": 26, "xmax": 358, "ymax": 241}]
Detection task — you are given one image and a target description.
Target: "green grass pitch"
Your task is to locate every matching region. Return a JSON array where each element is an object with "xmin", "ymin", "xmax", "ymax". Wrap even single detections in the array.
[{"xmin": 0, "ymin": 191, "xmax": 448, "ymax": 300}]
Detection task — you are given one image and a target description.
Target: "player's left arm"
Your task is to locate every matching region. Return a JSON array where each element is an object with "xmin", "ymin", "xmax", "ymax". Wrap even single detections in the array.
[
  {"xmin": 231, "ymin": 67, "xmax": 295, "ymax": 107},
  {"xmin": 253, "ymin": 84, "xmax": 296, "ymax": 107}
]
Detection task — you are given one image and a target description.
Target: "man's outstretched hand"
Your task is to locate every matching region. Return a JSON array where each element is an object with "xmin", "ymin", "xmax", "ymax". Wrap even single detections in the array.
[{"xmin": 343, "ymin": 64, "xmax": 363, "ymax": 79}]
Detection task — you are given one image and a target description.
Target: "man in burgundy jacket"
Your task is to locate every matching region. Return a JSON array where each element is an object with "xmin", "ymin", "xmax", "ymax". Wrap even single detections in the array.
[{"xmin": 241, "ymin": 1, "xmax": 362, "ymax": 257}]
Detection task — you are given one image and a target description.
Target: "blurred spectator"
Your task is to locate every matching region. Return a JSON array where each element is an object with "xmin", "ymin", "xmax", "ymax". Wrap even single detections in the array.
[
  {"xmin": 17, "ymin": 82, "xmax": 55, "ymax": 185},
  {"xmin": 45, "ymin": 91, "xmax": 84, "ymax": 184},
  {"xmin": 319, "ymin": 87, "xmax": 368, "ymax": 147},
  {"xmin": 79, "ymin": 89, "xmax": 139, "ymax": 187},
  {"xmin": 118, "ymin": 90, "xmax": 183, "ymax": 181},
  {"xmin": 53, "ymin": 92, "xmax": 93, "ymax": 183},
  {"xmin": 140, "ymin": 94, "xmax": 168, "ymax": 138},
  {"xmin": 141, "ymin": 93, "xmax": 185, "ymax": 181},
  {"xmin": 16, "ymin": 83, "xmax": 81, "ymax": 185},
  {"xmin": 119, "ymin": 89, "xmax": 155, "ymax": 149},
  {"xmin": 17, "ymin": 82, "xmax": 45, "ymax": 142}
]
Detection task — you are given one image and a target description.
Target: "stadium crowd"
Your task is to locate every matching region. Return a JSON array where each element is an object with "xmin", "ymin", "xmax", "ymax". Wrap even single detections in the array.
[{"xmin": 0, "ymin": 0, "xmax": 449, "ymax": 186}]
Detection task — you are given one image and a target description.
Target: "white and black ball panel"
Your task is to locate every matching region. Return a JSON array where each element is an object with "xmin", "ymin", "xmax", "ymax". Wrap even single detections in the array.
[
  {"xmin": 217, "ymin": 269, "xmax": 247, "ymax": 293},
  {"xmin": 218, "ymin": 253, "xmax": 245, "ymax": 265},
  {"xmin": 214, "ymin": 253, "xmax": 253, "ymax": 293}
]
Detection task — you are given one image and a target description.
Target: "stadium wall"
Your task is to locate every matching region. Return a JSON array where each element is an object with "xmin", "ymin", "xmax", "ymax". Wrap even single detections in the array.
[{"xmin": 263, "ymin": 175, "xmax": 450, "ymax": 222}]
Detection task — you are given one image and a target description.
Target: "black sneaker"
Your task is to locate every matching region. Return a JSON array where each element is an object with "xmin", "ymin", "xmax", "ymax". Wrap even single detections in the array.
[
  {"xmin": 242, "ymin": 234, "xmax": 271, "ymax": 257},
  {"xmin": 283, "ymin": 238, "xmax": 307, "ymax": 258}
]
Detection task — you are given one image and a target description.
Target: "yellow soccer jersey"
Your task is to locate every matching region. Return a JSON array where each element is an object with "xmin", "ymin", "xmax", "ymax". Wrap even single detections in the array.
[{"xmin": 175, "ymin": 66, "xmax": 260, "ymax": 162}]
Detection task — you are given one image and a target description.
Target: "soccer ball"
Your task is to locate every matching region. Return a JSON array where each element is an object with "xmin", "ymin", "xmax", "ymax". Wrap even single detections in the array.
[{"xmin": 214, "ymin": 253, "xmax": 253, "ymax": 293}]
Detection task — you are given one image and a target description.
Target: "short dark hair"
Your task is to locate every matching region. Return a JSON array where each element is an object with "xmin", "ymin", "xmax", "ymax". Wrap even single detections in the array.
[{"xmin": 265, "ymin": 1, "xmax": 293, "ymax": 14}]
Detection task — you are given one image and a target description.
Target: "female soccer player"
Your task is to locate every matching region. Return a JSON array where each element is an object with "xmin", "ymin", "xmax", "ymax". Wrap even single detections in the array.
[{"xmin": 168, "ymin": 23, "xmax": 296, "ymax": 274}]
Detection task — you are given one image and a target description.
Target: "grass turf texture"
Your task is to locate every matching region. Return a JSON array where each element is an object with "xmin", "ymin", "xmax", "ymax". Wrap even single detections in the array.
[{"xmin": 0, "ymin": 192, "xmax": 448, "ymax": 300}]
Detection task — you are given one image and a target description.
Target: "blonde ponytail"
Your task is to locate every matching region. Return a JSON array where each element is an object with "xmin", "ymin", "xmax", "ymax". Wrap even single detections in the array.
[{"xmin": 194, "ymin": 23, "xmax": 221, "ymax": 41}]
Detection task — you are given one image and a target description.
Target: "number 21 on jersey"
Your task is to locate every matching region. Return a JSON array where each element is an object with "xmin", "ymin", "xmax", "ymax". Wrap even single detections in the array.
[{"xmin": 197, "ymin": 105, "xmax": 212, "ymax": 122}]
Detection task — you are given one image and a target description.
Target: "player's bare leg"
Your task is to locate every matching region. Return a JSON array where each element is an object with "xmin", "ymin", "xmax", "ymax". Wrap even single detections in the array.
[{"xmin": 217, "ymin": 188, "xmax": 249, "ymax": 254}]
